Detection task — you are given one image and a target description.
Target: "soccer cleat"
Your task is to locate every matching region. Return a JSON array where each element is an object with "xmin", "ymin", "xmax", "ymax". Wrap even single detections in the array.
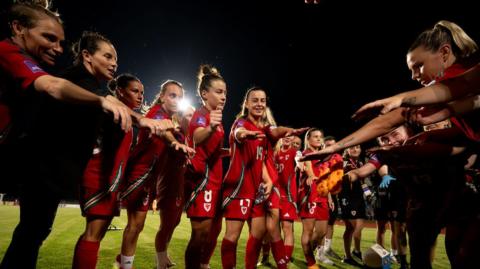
[
  {"xmin": 316, "ymin": 251, "xmax": 334, "ymax": 265},
  {"xmin": 342, "ymin": 257, "xmax": 362, "ymax": 267},
  {"xmin": 390, "ymin": 254, "xmax": 398, "ymax": 264},
  {"xmin": 352, "ymin": 250, "xmax": 362, "ymax": 260},
  {"xmin": 314, "ymin": 246, "xmax": 323, "ymax": 261},
  {"xmin": 199, "ymin": 264, "xmax": 211, "ymax": 269},
  {"xmin": 307, "ymin": 264, "xmax": 321, "ymax": 269},
  {"xmin": 256, "ymin": 255, "xmax": 272, "ymax": 267},
  {"xmin": 166, "ymin": 255, "xmax": 176, "ymax": 268},
  {"xmin": 323, "ymin": 248, "xmax": 342, "ymax": 260}
]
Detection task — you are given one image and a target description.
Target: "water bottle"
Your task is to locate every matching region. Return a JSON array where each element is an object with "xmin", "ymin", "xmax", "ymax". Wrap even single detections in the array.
[
  {"xmin": 254, "ymin": 183, "xmax": 266, "ymax": 205},
  {"xmin": 362, "ymin": 183, "xmax": 372, "ymax": 198}
]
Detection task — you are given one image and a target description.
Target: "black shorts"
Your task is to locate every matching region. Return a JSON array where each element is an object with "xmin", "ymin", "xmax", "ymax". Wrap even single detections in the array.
[
  {"xmin": 373, "ymin": 180, "xmax": 406, "ymax": 222},
  {"xmin": 339, "ymin": 195, "xmax": 366, "ymax": 219},
  {"xmin": 328, "ymin": 195, "xmax": 338, "ymax": 225}
]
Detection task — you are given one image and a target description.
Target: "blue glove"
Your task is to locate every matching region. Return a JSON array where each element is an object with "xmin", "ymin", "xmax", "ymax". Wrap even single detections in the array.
[{"xmin": 380, "ymin": 174, "xmax": 396, "ymax": 189}]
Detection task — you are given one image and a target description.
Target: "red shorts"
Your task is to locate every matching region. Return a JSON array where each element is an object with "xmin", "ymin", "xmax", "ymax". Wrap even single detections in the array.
[
  {"xmin": 299, "ymin": 200, "xmax": 329, "ymax": 220},
  {"xmin": 81, "ymin": 129, "xmax": 132, "ymax": 217},
  {"xmin": 186, "ymin": 189, "xmax": 220, "ymax": 218},
  {"xmin": 280, "ymin": 196, "xmax": 298, "ymax": 221},
  {"xmin": 121, "ymin": 186, "xmax": 152, "ymax": 212},
  {"xmin": 81, "ymin": 187, "xmax": 121, "ymax": 217},
  {"xmin": 268, "ymin": 187, "xmax": 281, "ymax": 209},
  {"xmin": 223, "ymin": 197, "xmax": 254, "ymax": 220},
  {"xmin": 156, "ymin": 151, "xmax": 186, "ymax": 206},
  {"xmin": 223, "ymin": 188, "xmax": 280, "ymax": 220}
]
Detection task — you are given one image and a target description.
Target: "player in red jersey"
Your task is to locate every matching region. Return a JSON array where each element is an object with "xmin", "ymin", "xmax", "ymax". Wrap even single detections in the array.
[
  {"xmin": 220, "ymin": 87, "xmax": 306, "ymax": 269},
  {"xmin": 109, "ymin": 74, "xmax": 146, "ymax": 269},
  {"xmin": 311, "ymin": 21, "xmax": 480, "ymax": 268},
  {"xmin": 183, "ymin": 65, "xmax": 227, "ymax": 269},
  {"xmin": 258, "ymin": 135, "xmax": 302, "ymax": 266},
  {"xmin": 298, "ymin": 128, "xmax": 336, "ymax": 268},
  {"xmin": 0, "ymin": 8, "xmax": 155, "ymax": 266},
  {"xmin": 73, "ymin": 72, "xmax": 181, "ymax": 269},
  {"xmin": 113, "ymin": 79, "xmax": 193, "ymax": 269},
  {"xmin": 149, "ymin": 80, "xmax": 196, "ymax": 269},
  {"xmin": 276, "ymin": 136, "xmax": 302, "ymax": 261}
]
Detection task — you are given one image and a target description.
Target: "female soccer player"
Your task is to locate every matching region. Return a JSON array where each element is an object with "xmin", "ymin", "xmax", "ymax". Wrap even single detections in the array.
[
  {"xmin": 276, "ymin": 136, "xmax": 302, "ymax": 262},
  {"xmin": 114, "ymin": 79, "xmax": 194, "ymax": 269},
  {"xmin": 220, "ymin": 87, "xmax": 305, "ymax": 269},
  {"xmin": 0, "ymin": 7, "xmax": 137, "ymax": 266},
  {"xmin": 339, "ymin": 145, "xmax": 366, "ymax": 266},
  {"xmin": 298, "ymin": 128, "xmax": 334, "ymax": 268}
]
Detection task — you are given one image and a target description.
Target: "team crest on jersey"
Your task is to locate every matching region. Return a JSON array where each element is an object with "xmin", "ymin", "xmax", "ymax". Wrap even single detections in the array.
[
  {"xmin": 285, "ymin": 155, "xmax": 289, "ymax": 160},
  {"xmin": 204, "ymin": 202, "xmax": 211, "ymax": 212},
  {"xmin": 351, "ymin": 210, "xmax": 356, "ymax": 216},
  {"xmin": 236, "ymin": 119, "xmax": 245, "ymax": 127},
  {"xmin": 308, "ymin": 202, "xmax": 316, "ymax": 214},
  {"xmin": 176, "ymin": 197, "xmax": 182, "ymax": 207},
  {"xmin": 284, "ymin": 212, "xmax": 290, "ymax": 217},
  {"xmin": 23, "ymin": 60, "xmax": 43, "ymax": 73},
  {"xmin": 241, "ymin": 206, "xmax": 248, "ymax": 215},
  {"xmin": 240, "ymin": 199, "xmax": 250, "ymax": 215},
  {"xmin": 143, "ymin": 194, "xmax": 149, "ymax": 206},
  {"xmin": 154, "ymin": 112, "xmax": 165, "ymax": 120},
  {"xmin": 392, "ymin": 211, "xmax": 398, "ymax": 218},
  {"xmin": 196, "ymin": 116, "xmax": 207, "ymax": 126}
]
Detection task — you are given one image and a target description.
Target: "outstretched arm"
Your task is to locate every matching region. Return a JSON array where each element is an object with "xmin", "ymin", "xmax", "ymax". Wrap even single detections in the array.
[
  {"xmin": 301, "ymin": 108, "xmax": 406, "ymax": 161},
  {"xmin": 353, "ymin": 63, "xmax": 480, "ymax": 117}
]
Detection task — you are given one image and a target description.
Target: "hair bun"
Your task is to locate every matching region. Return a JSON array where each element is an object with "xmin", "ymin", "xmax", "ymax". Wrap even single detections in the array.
[{"xmin": 197, "ymin": 64, "xmax": 221, "ymax": 81}]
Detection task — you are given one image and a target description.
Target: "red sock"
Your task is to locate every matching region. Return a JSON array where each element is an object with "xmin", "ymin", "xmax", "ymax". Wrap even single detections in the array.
[
  {"xmin": 284, "ymin": 244, "xmax": 294, "ymax": 262},
  {"xmin": 72, "ymin": 239, "xmax": 100, "ymax": 269},
  {"xmin": 245, "ymin": 234, "xmax": 262, "ymax": 269},
  {"xmin": 271, "ymin": 240, "xmax": 287, "ymax": 269},
  {"xmin": 221, "ymin": 239, "xmax": 237, "ymax": 269},
  {"xmin": 305, "ymin": 253, "xmax": 316, "ymax": 266}
]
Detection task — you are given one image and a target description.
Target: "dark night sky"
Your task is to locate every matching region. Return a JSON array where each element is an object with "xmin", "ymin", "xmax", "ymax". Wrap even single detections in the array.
[{"xmin": 52, "ymin": 0, "xmax": 480, "ymax": 140}]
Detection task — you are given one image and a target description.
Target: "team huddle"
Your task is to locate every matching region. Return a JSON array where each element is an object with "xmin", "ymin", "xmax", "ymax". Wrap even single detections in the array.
[{"xmin": 1, "ymin": 1, "xmax": 480, "ymax": 269}]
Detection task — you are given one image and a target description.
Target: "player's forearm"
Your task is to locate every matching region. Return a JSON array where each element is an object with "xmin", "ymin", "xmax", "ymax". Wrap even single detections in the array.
[
  {"xmin": 162, "ymin": 130, "xmax": 181, "ymax": 146},
  {"xmin": 355, "ymin": 163, "xmax": 377, "ymax": 178},
  {"xmin": 193, "ymin": 126, "xmax": 214, "ymax": 145},
  {"xmin": 334, "ymin": 108, "xmax": 406, "ymax": 151},
  {"xmin": 269, "ymin": 126, "xmax": 291, "ymax": 139},
  {"xmin": 34, "ymin": 75, "xmax": 103, "ymax": 106}
]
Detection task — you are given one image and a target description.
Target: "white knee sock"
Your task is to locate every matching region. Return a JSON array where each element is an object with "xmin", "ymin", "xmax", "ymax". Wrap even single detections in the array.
[
  {"xmin": 121, "ymin": 255, "xmax": 135, "ymax": 269},
  {"xmin": 324, "ymin": 238, "xmax": 332, "ymax": 251}
]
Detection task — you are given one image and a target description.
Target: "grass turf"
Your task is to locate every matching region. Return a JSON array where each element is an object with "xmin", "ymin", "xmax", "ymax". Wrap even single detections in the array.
[{"xmin": 0, "ymin": 205, "xmax": 450, "ymax": 268}]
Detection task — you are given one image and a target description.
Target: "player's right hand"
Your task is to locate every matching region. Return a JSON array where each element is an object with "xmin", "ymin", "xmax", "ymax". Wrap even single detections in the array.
[
  {"xmin": 210, "ymin": 106, "xmax": 223, "ymax": 129},
  {"xmin": 352, "ymin": 95, "xmax": 403, "ymax": 120},
  {"xmin": 100, "ymin": 95, "xmax": 132, "ymax": 132}
]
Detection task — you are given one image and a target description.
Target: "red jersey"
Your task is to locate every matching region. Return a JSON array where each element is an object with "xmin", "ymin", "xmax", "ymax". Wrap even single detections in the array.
[
  {"xmin": 0, "ymin": 39, "xmax": 48, "ymax": 143},
  {"xmin": 222, "ymin": 118, "xmax": 267, "ymax": 208},
  {"xmin": 275, "ymin": 147, "xmax": 298, "ymax": 203},
  {"xmin": 121, "ymin": 104, "xmax": 171, "ymax": 199},
  {"xmin": 299, "ymin": 149, "xmax": 333, "ymax": 204},
  {"xmin": 186, "ymin": 106, "xmax": 224, "ymax": 190},
  {"xmin": 147, "ymin": 105, "xmax": 187, "ymax": 201},
  {"xmin": 436, "ymin": 63, "xmax": 480, "ymax": 142}
]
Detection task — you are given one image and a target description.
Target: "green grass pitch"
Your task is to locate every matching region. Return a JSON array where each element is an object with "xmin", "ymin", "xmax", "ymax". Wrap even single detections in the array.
[{"xmin": 0, "ymin": 205, "xmax": 451, "ymax": 268}]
